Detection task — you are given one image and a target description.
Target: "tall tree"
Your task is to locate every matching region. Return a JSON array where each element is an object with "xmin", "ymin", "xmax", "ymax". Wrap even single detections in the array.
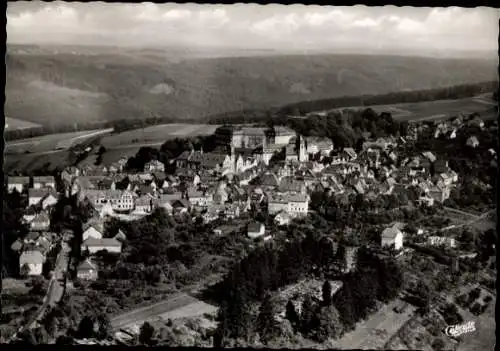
[
  {"xmin": 285, "ymin": 300, "xmax": 300, "ymax": 333},
  {"xmin": 139, "ymin": 322, "xmax": 155, "ymax": 345},
  {"xmin": 256, "ymin": 294, "xmax": 279, "ymax": 343},
  {"xmin": 322, "ymin": 280, "xmax": 332, "ymax": 306},
  {"xmin": 300, "ymin": 294, "xmax": 317, "ymax": 335},
  {"xmin": 77, "ymin": 315, "xmax": 96, "ymax": 339}
]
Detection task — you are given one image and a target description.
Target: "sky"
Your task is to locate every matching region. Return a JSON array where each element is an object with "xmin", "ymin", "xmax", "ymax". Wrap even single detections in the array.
[{"xmin": 6, "ymin": 2, "xmax": 500, "ymax": 56}]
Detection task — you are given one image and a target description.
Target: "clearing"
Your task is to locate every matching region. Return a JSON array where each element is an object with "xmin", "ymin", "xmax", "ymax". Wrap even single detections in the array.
[
  {"xmin": 310, "ymin": 96, "xmax": 496, "ymax": 122},
  {"xmin": 5, "ymin": 117, "xmax": 42, "ymax": 131},
  {"xmin": 5, "ymin": 128, "xmax": 113, "ymax": 154},
  {"xmin": 329, "ymin": 299, "xmax": 416, "ymax": 350},
  {"xmin": 100, "ymin": 124, "xmax": 220, "ymax": 149}
]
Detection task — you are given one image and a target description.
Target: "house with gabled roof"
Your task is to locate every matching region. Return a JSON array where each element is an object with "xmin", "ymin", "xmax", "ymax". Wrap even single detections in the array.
[
  {"xmin": 7, "ymin": 176, "xmax": 30, "ymax": 193},
  {"xmin": 19, "ymin": 250, "xmax": 45, "ymax": 276},
  {"xmin": 77, "ymin": 259, "xmax": 99, "ymax": 281},
  {"xmin": 274, "ymin": 211, "xmax": 292, "ymax": 226},
  {"xmin": 30, "ymin": 212, "xmax": 51, "ymax": 232},
  {"xmin": 41, "ymin": 192, "xmax": 59, "ymax": 210},
  {"xmin": 466, "ymin": 136, "xmax": 479, "ymax": 148},
  {"xmin": 381, "ymin": 223, "xmax": 404, "ymax": 251},
  {"xmin": 29, "ymin": 188, "xmax": 52, "ymax": 207},
  {"xmin": 247, "ymin": 222, "xmax": 265, "ymax": 239},
  {"xmin": 144, "ymin": 160, "xmax": 165, "ymax": 173},
  {"xmin": 134, "ymin": 195, "xmax": 154, "ymax": 214},
  {"xmin": 342, "ymin": 147, "xmax": 357, "ymax": 161},
  {"xmin": 82, "ymin": 224, "xmax": 104, "ymax": 241},
  {"xmin": 33, "ymin": 176, "xmax": 56, "ymax": 190},
  {"xmin": 81, "ymin": 237, "xmax": 122, "ymax": 254}
]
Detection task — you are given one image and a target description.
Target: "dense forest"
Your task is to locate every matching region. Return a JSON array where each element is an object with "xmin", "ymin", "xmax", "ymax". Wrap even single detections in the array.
[
  {"xmin": 275, "ymin": 81, "xmax": 497, "ymax": 116},
  {"xmin": 5, "ymin": 80, "xmax": 496, "ymax": 142},
  {"xmin": 207, "ymin": 81, "xmax": 497, "ymax": 125}
]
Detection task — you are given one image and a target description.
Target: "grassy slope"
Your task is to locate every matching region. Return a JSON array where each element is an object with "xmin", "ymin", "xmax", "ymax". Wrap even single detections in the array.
[{"xmin": 6, "ymin": 48, "xmax": 497, "ymax": 126}]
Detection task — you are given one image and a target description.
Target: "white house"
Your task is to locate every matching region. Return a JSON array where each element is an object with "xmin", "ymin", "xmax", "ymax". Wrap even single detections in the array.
[
  {"xmin": 82, "ymin": 225, "xmax": 104, "ymax": 241},
  {"xmin": 247, "ymin": 222, "xmax": 266, "ymax": 239},
  {"xmin": 33, "ymin": 176, "xmax": 56, "ymax": 190},
  {"xmin": 7, "ymin": 176, "xmax": 30, "ymax": 193},
  {"xmin": 30, "ymin": 212, "xmax": 51, "ymax": 232},
  {"xmin": 274, "ymin": 211, "xmax": 292, "ymax": 226},
  {"xmin": 381, "ymin": 223, "xmax": 404, "ymax": 251},
  {"xmin": 19, "ymin": 250, "xmax": 45, "ymax": 276},
  {"xmin": 428, "ymin": 236, "xmax": 456, "ymax": 248},
  {"xmin": 466, "ymin": 136, "xmax": 479, "ymax": 148},
  {"xmin": 29, "ymin": 188, "xmax": 50, "ymax": 207},
  {"xmin": 144, "ymin": 160, "xmax": 165, "ymax": 173},
  {"xmin": 81, "ymin": 237, "xmax": 122, "ymax": 254},
  {"xmin": 41, "ymin": 193, "xmax": 59, "ymax": 210}
]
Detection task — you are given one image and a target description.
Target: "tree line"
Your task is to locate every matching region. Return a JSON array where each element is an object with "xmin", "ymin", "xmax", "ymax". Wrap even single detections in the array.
[{"xmin": 213, "ymin": 238, "xmax": 404, "ymax": 346}]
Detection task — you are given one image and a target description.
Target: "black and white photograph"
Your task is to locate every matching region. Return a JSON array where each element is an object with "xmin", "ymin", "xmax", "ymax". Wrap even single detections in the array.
[{"xmin": 2, "ymin": 1, "xmax": 498, "ymax": 349}]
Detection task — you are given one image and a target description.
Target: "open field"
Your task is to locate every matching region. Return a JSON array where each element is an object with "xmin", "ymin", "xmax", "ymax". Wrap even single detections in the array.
[
  {"xmin": 111, "ymin": 293, "xmax": 208, "ymax": 331},
  {"xmin": 5, "ymin": 117, "xmax": 42, "ymax": 130},
  {"xmin": 4, "ymin": 151, "xmax": 70, "ymax": 175},
  {"xmin": 330, "ymin": 299, "xmax": 416, "ymax": 350},
  {"xmin": 314, "ymin": 96, "xmax": 497, "ymax": 122},
  {"xmin": 101, "ymin": 124, "xmax": 220, "ymax": 148},
  {"xmin": 5, "ymin": 128, "xmax": 113, "ymax": 154}
]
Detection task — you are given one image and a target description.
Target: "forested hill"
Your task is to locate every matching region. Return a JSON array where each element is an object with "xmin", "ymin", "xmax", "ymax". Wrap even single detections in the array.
[{"xmin": 6, "ymin": 48, "xmax": 497, "ymax": 127}]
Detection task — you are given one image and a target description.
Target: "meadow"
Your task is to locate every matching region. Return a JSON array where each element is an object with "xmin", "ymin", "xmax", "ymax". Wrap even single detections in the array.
[
  {"xmin": 4, "ymin": 151, "xmax": 70, "ymax": 175},
  {"xmin": 5, "ymin": 117, "xmax": 42, "ymax": 130},
  {"xmin": 101, "ymin": 124, "xmax": 220, "ymax": 148},
  {"xmin": 5, "ymin": 128, "xmax": 114, "ymax": 154},
  {"xmin": 316, "ymin": 95, "xmax": 497, "ymax": 122}
]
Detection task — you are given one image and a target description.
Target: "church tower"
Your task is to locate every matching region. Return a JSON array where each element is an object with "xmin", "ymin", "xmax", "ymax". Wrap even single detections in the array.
[{"xmin": 297, "ymin": 135, "xmax": 306, "ymax": 162}]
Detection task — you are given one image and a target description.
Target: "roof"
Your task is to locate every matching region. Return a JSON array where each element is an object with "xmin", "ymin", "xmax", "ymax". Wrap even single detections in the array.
[
  {"xmin": 11, "ymin": 240, "xmax": 23, "ymax": 252},
  {"xmin": 33, "ymin": 176, "xmax": 55, "ymax": 183},
  {"xmin": 8, "ymin": 176, "xmax": 30, "ymax": 184},
  {"xmin": 135, "ymin": 195, "xmax": 153, "ymax": 206},
  {"xmin": 82, "ymin": 237, "xmax": 122, "ymax": 247},
  {"xmin": 279, "ymin": 177, "xmax": 305, "ymax": 193},
  {"xmin": 248, "ymin": 222, "xmax": 264, "ymax": 233},
  {"xmin": 421, "ymin": 151, "xmax": 437, "ymax": 162},
  {"xmin": 381, "ymin": 224, "xmax": 404, "ymax": 240},
  {"xmin": 268, "ymin": 192, "xmax": 308, "ymax": 203},
  {"xmin": 32, "ymin": 212, "xmax": 50, "ymax": 223},
  {"xmin": 77, "ymin": 259, "xmax": 98, "ymax": 271},
  {"xmin": 25, "ymin": 232, "xmax": 40, "ymax": 241},
  {"xmin": 20, "ymin": 250, "xmax": 45, "ymax": 264},
  {"xmin": 29, "ymin": 188, "xmax": 53, "ymax": 198},
  {"xmin": 260, "ymin": 172, "xmax": 280, "ymax": 187},
  {"xmin": 114, "ymin": 229, "xmax": 127, "ymax": 240},
  {"xmin": 343, "ymin": 148, "xmax": 357, "ymax": 158}
]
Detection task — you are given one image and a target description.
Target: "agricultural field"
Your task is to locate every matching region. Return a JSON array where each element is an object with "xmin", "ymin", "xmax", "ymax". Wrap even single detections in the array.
[
  {"xmin": 5, "ymin": 128, "xmax": 114, "ymax": 154},
  {"xmin": 4, "ymin": 151, "xmax": 71, "ymax": 175},
  {"xmin": 314, "ymin": 95, "xmax": 497, "ymax": 122},
  {"xmin": 5, "ymin": 117, "xmax": 42, "ymax": 130},
  {"xmin": 100, "ymin": 124, "xmax": 220, "ymax": 148}
]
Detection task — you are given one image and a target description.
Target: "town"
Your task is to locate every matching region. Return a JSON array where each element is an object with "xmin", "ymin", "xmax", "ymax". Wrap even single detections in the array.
[
  {"xmin": 3, "ymin": 3, "xmax": 498, "ymax": 350},
  {"xmin": 2, "ymin": 111, "xmax": 497, "ymax": 349}
]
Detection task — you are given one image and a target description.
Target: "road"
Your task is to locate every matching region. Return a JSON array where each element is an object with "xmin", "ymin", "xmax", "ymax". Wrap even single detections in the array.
[
  {"xmin": 111, "ymin": 293, "xmax": 199, "ymax": 331},
  {"xmin": 8, "ymin": 240, "xmax": 71, "ymax": 342}
]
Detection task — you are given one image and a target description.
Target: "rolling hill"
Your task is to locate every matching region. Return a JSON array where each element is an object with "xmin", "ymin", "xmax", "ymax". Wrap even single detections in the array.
[{"xmin": 5, "ymin": 45, "xmax": 498, "ymax": 127}]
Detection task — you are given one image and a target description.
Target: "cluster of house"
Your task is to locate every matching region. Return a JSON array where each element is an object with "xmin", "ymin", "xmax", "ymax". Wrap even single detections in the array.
[
  {"xmin": 53, "ymin": 125, "xmax": 459, "ymax": 235},
  {"xmin": 410, "ymin": 113, "xmax": 486, "ymax": 149},
  {"xmin": 7, "ymin": 176, "xmax": 61, "ymax": 276},
  {"xmin": 76, "ymin": 217, "xmax": 127, "ymax": 281}
]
